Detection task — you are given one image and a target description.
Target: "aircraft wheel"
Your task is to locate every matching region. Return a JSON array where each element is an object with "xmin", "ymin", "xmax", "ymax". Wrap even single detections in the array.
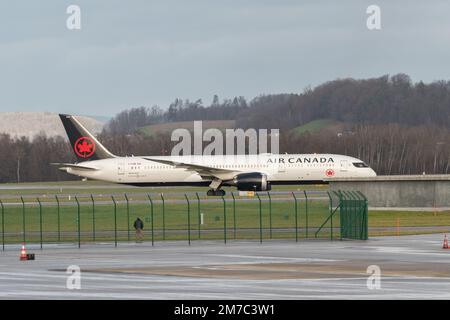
[{"xmin": 207, "ymin": 189, "xmax": 226, "ymax": 196}]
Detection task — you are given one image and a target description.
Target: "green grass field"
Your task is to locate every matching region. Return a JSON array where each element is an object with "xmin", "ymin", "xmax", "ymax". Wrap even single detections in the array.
[
  {"xmin": 0, "ymin": 182, "xmax": 328, "ymax": 202},
  {"xmin": 0, "ymin": 195, "xmax": 449, "ymax": 244},
  {"xmin": 291, "ymin": 118, "xmax": 343, "ymax": 136},
  {"xmin": 0, "ymin": 195, "xmax": 331, "ymax": 243}
]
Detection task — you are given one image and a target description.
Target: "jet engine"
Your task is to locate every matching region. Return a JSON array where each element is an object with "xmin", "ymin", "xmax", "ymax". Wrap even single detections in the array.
[{"xmin": 226, "ymin": 172, "xmax": 271, "ymax": 191}]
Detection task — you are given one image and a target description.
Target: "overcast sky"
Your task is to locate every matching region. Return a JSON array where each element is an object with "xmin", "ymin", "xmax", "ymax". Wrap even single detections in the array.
[{"xmin": 0, "ymin": 1, "xmax": 449, "ymax": 117}]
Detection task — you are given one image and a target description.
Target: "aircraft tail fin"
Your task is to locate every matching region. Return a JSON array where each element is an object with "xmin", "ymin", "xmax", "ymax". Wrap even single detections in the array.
[{"xmin": 59, "ymin": 114, "xmax": 115, "ymax": 162}]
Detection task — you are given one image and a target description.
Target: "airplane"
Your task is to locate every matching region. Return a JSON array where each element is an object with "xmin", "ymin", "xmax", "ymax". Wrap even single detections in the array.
[{"xmin": 53, "ymin": 114, "xmax": 377, "ymax": 196}]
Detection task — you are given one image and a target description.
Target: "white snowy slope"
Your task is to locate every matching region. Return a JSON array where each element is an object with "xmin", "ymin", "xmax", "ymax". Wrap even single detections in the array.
[{"xmin": 0, "ymin": 112, "xmax": 105, "ymax": 139}]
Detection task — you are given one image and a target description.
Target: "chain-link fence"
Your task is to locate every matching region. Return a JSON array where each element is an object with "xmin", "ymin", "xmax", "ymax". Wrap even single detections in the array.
[{"xmin": 0, "ymin": 190, "xmax": 368, "ymax": 249}]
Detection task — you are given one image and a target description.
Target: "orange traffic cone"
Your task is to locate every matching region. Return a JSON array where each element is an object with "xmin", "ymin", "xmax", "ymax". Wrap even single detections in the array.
[
  {"xmin": 20, "ymin": 244, "xmax": 28, "ymax": 261},
  {"xmin": 443, "ymin": 234, "xmax": 449, "ymax": 249}
]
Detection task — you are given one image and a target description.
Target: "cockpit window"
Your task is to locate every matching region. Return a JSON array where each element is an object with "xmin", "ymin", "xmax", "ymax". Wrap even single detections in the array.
[{"xmin": 353, "ymin": 162, "xmax": 369, "ymax": 168}]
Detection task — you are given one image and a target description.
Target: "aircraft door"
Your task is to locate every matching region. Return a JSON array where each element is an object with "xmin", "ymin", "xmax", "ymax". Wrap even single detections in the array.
[
  {"xmin": 277, "ymin": 159, "xmax": 286, "ymax": 173},
  {"xmin": 340, "ymin": 160, "xmax": 348, "ymax": 172},
  {"xmin": 118, "ymin": 162, "xmax": 126, "ymax": 176}
]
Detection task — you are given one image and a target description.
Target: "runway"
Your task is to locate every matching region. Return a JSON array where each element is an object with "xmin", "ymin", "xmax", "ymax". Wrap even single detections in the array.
[{"xmin": 0, "ymin": 234, "xmax": 449, "ymax": 299}]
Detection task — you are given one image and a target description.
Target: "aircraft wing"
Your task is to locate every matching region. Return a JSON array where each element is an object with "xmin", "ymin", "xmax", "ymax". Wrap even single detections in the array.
[
  {"xmin": 50, "ymin": 163, "xmax": 99, "ymax": 171},
  {"xmin": 143, "ymin": 158, "xmax": 237, "ymax": 180}
]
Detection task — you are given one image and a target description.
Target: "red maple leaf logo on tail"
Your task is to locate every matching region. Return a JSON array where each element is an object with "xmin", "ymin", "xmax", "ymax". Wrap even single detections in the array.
[
  {"xmin": 77, "ymin": 141, "xmax": 92, "ymax": 153},
  {"xmin": 74, "ymin": 137, "xmax": 96, "ymax": 158}
]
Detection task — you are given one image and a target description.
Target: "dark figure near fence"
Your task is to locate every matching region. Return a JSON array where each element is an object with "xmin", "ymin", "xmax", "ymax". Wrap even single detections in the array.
[{"xmin": 133, "ymin": 217, "xmax": 144, "ymax": 243}]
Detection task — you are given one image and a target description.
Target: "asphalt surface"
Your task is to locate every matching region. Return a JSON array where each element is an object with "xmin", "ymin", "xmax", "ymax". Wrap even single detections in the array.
[{"xmin": 0, "ymin": 234, "xmax": 450, "ymax": 299}]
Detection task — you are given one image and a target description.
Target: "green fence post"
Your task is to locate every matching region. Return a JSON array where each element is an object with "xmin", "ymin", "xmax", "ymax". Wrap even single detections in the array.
[
  {"xmin": 346, "ymin": 191, "xmax": 356, "ymax": 239},
  {"xmin": 357, "ymin": 191, "xmax": 366, "ymax": 240},
  {"xmin": 124, "ymin": 193, "xmax": 130, "ymax": 242},
  {"xmin": 292, "ymin": 192, "xmax": 298, "ymax": 242},
  {"xmin": 267, "ymin": 192, "xmax": 272, "ymax": 239},
  {"xmin": 20, "ymin": 196, "xmax": 26, "ymax": 243},
  {"xmin": 90, "ymin": 195, "xmax": 96, "ymax": 242},
  {"xmin": 222, "ymin": 196, "xmax": 227, "ymax": 244},
  {"xmin": 0, "ymin": 200, "xmax": 4, "ymax": 251},
  {"xmin": 333, "ymin": 191, "xmax": 343, "ymax": 240},
  {"xmin": 360, "ymin": 193, "xmax": 368, "ymax": 240},
  {"xmin": 55, "ymin": 195, "xmax": 61, "ymax": 243},
  {"xmin": 352, "ymin": 191, "xmax": 359, "ymax": 239},
  {"xmin": 346, "ymin": 191, "xmax": 352, "ymax": 238},
  {"xmin": 75, "ymin": 196, "xmax": 81, "ymax": 248},
  {"xmin": 185, "ymin": 194, "xmax": 191, "ymax": 246},
  {"xmin": 303, "ymin": 190, "xmax": 308, "ymax": 238},
  {"xmin": 351, "ymin": 191, "xmax": 357, "ymax": 239},
  {"xmin": 256, "ymin": 193, "xmax": 262, "ymax": 244},
  {"xmin": 160, "ymin": 193, "xmax": 166, "ymax": 240},
  {"xmin": 351, "ymin": 191, "xmax": 361, "ymax": 239},
  {"xmin": 195, "ymin": 192, "xmax": 201, "ymax": 239},
  {"xmin": 356, "ymin": 191, "xmax": 369, "ymax": 240},
  {"xmin": 340, "ymin": 191, "xmax": 346, "ymax": 239},
  {"xmin": 358, "ymin": 192, "xmax": 365, "ymax": 239},
  {"xmin": 37, "ymin": 198, "xmax": 43, "ymax": 249},
  {"xmin": 231, "ymin": 192, "xmax": 236, "ymax": 239},
  {"xmin": 147, "ymin": 194, "xmax": 154, "ymax": 246},
  {"xmin": 326, "ymin": 191, "xmax": 333, "ymax": 240},
  {"xmin": 351, "ymin": 191, "xmax": 364, "ymax": 240},
  {"xmin": 111, "ymin": 196, "xmax": 117, "ymax": 247},
  {"xmin": 342, "ymin": 191, "xmax": 351, "ymax": 239},
  {"xmin": 338, "ymin": 191, "xmax": 344, "ymax": 240},
  {"xmin": 364, "ymin": 193, "xmax": 369, "ymax": 240}
]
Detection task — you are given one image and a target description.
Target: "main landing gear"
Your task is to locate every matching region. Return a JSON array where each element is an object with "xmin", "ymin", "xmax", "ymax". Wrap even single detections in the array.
[
  {"xmin": 207, "ymin": 189, "xmax": 226, "ymax": 196},
  {"xmin": 207, "ymin": 178, "xmax": 226, "ymax": 196}
]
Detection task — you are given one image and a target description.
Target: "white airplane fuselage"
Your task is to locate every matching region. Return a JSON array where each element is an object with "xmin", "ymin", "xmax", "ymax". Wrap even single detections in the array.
[{"xmin": 65, "ymin": 154, "xmax": 376, "ymax": 186}]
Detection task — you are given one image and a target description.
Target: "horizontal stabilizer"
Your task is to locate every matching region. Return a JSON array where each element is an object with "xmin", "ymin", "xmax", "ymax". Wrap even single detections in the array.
[{"xmin": 50, "ymin": 163, "xmax": 99, "ymax": 171}]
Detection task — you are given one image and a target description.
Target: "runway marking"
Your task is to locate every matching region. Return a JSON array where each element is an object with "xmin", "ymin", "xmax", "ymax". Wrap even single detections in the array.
[
  {"xmin": 365, "ymin": 246, "xmax": 450, "ymax": 257},
  {"xmin": 2, "ymin": 235, "xmax": 450, "ymax": 299},
  {"xmin": 206, "ymin": 254, "xmax": 339, "ymax": 262},
  {"xmin": 2, "ymin": 271, "xmax": 450, "ymax": 299},
  {"xmin": 0, "ymin": 271, "xmax": 209, "ymax": 283}
]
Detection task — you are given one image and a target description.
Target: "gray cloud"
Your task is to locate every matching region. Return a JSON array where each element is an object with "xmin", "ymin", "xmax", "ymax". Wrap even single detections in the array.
[{"xmin": 0, "ymin": 1, "xmax": 449, "ymax": 116}]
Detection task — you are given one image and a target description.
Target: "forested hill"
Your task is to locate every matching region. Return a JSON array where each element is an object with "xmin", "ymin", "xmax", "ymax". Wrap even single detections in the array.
[
  {"xmin": 1, "ymin": 74, "xmax": 450, "ymax": 183},
  {"xmin": 103, "ymin": 74, "xmax": 450, "ymax": 134},
  {"xmin": 97, "ymin": 73, "xmax": 450, "ymax": 177},
  {"xmin": 237, "ymin": 73, "xmax": 450, "ymax": 130}
]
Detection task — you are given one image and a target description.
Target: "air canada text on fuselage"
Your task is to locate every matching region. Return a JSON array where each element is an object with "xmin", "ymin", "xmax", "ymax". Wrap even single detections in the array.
[{"xmin": 267, "ymin": 157, "xmax": 334, "ymax": 164}]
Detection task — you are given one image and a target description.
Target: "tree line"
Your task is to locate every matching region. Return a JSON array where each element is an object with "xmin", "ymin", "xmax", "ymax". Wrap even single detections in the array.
[
  {"xmin": 99, "ymin": 123, "xmax": 450, "ymax": 176},
  {"xmin": 2, "ymin": 121, "xmax": 447, "ymax": 183},
  {"xmin": 0, "ymin": 134, "xmax": 73, "ymax": 183},
  {"xmin": 236, "ymin": 74, "xmax": 450, "ymax": 130},
  {"xmin": 279, "ymin": 124, "xmax": 450, "ymax": 175},
  {"xmin": 104, "ymin": 74, "xmax": 450, "ymax": 134},
  {"xmin": 105, "ymin": 95, "xmax": 248, "ymax": 134},
  {"xmin": 1, "ymin": 73, "xmax": 449, "ymax": 182}
]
